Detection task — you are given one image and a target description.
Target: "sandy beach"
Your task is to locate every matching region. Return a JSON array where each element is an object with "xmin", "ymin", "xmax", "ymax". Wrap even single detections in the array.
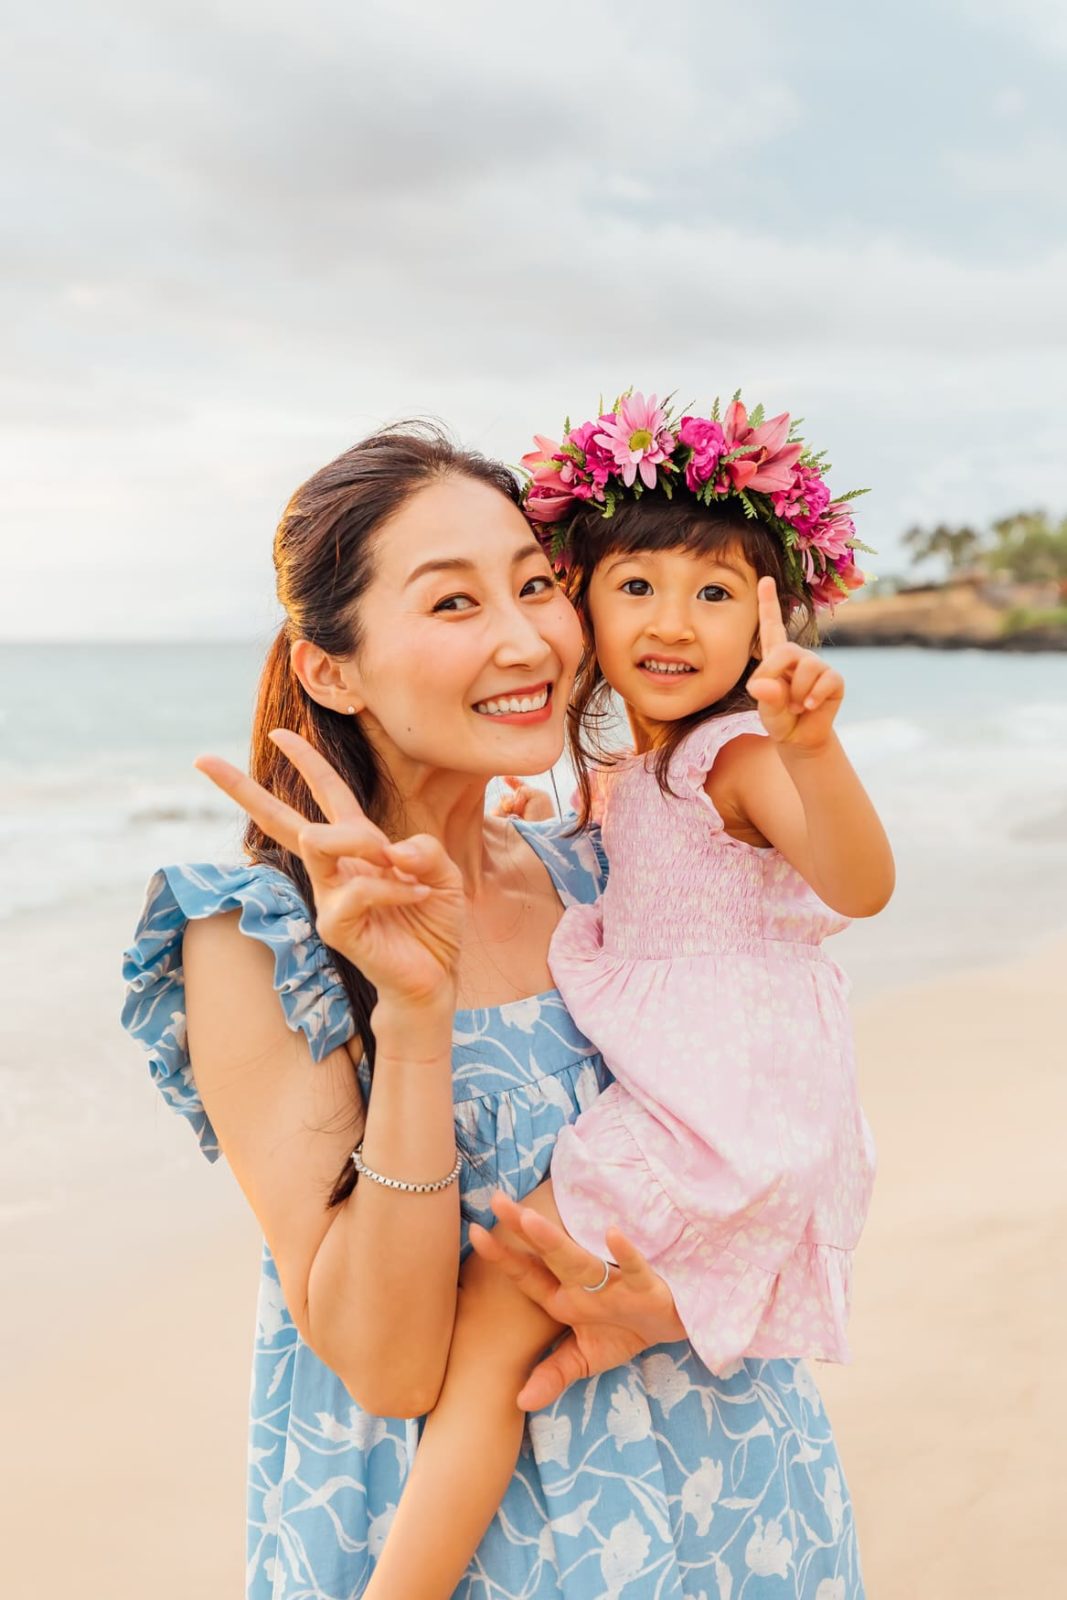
[{"xmin": 3, "ymin": 893, "xmax": 1065, "ymax": 1598}]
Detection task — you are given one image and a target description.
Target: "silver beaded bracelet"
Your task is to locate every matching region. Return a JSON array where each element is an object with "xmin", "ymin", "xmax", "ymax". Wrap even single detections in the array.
[{"xmin": 351, "ymin": 1142, "xmax": 463, "ymax": 1194}]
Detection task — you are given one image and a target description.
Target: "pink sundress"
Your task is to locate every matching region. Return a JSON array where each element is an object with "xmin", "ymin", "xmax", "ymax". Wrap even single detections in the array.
[{"xmin": 549, "ymin": 710, "xmax": 876, "ymax": 1373}]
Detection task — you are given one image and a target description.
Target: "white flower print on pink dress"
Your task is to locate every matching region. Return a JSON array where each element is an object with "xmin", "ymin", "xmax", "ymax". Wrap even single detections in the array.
[{"xmin": 550, "ymin": 711, "xmax": 877, "ymax": 1374}]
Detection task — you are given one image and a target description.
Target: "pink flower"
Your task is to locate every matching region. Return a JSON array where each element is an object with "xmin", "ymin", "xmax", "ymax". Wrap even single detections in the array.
[
  {"xmin": 772, "ymin": 463, "xmax": 831, "ymax": 536},
  {"xmin": 678, "ymin": 415, "xmax": 727, "ymax": 492},
  {"xmin": 558, "ymin": 419, "xmax": 615, "ymax": 499},
  {"xmin": 524, "ymin": 482, "xmax": 575, "ymax": 523},
  {"xmin": 721, "ymin": 400, "xmax": 803, "ymax": 494},
  {"xmin": 521, "ymin": 434, "xmax": 565, "ymax": 490},
  {"xmin": 837, "ymin": 556, "xmax": 865, "ymax": 591},
  {"xmin": 520, "ymin": 434, "xmax": 576, "ymax": 524},
  {"xmin": 808, "ymin": 555, "xmax": 865, "ymax": 609},
  {"xmin": 803, "ymin": 508, "xmax": 856, "ymax": 564},
  {"xmin": 595, "ymin": 392, "xmax": 674, "ymax": 490}
]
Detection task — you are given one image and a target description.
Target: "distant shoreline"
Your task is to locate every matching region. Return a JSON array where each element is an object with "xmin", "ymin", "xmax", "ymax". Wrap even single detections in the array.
[
  {"xmin": 824, "ymin": 631, "xmax": 1067, "ymax": 652},
  {"xmin": 824, "ymin": 576, "xmax": 1067, "ymax": 652}
]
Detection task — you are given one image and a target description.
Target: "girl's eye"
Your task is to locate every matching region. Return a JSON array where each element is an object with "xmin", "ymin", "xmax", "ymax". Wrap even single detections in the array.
[
  {"xmin": 521, "ymin": 575, "xmax": 555, "ymax": 597},
  {"xmin": 433, "ymin": 593, "xmax": 478, "ymax": 613},
  {"xmin": 699, "ymin": 584, "xmax": 730, "ymax": 603},
  {"xmin": 620, "ymin": 578, "xmax": 652, "ymax": 596}
]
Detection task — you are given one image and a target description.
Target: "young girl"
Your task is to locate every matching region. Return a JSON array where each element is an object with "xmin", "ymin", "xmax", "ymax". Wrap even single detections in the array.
[{"xmin": 363, "ymin": 392, "xmax": 893, "ymax": 1598}]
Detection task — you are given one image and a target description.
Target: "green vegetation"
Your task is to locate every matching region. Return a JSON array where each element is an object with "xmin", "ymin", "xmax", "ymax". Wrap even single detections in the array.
[
  {"xmin": 1000, "ymin": 605, "xmax": 1067, "ymax": 638},
  {"xmin": 903, "ymin": 509, "xmax": 1067, "ymax": 587}
]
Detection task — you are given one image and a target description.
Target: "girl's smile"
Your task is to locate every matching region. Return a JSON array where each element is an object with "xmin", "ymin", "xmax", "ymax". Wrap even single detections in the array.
[
  {"xmin": 587, "ymin": 544, "xmax": 761, "ymax": 745},
  {"xmin": 636, "ymin": 654, "xmax": 699, "ymax": 679}
]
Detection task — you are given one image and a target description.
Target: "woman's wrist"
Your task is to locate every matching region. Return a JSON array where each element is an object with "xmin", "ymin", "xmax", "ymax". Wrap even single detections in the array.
[{"xmin": 371, "ymin": 990, "xmax": 456, "ymax": 1062}]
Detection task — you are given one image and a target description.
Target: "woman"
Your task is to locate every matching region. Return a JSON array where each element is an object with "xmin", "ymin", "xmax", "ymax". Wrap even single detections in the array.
[{"xmin": 122, "ymin": 425, "xmax": 864, "ymax": 1598}]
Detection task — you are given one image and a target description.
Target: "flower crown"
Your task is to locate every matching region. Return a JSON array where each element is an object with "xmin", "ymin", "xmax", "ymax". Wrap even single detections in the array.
[{"xmin": 520, "ymin": 390, "xmax": 870, "ymax": 608}]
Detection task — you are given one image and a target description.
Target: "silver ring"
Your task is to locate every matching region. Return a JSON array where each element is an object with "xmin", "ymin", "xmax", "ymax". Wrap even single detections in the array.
[{"xmin": 581, "ymin": 1258, "xmax": 612, "ymax": 1293}]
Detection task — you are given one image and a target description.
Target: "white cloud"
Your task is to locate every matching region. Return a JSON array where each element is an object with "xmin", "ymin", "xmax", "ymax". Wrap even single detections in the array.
[
  {"xmin": 3, "ymin": 0, "xmax": 1067, "ymax": 635},
  {"xmin": 944, "ymin": 135, "xmax": 1067, "ymax": 200},
  {"xmin": 954, "ymin": 0, "xmax": 1067, "ymax": 57}
]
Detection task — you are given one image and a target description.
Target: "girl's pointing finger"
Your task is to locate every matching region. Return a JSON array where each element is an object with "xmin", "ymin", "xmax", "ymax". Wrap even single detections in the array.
[{"xmin": 756, "ymin": 576, "xmax": 789, "ymax": 656}]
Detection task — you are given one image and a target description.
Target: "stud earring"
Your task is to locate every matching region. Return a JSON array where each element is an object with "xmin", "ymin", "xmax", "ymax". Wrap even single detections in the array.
[{"xmin": 346, "ymin": 705, "xmax": 356, "ymax": 714}]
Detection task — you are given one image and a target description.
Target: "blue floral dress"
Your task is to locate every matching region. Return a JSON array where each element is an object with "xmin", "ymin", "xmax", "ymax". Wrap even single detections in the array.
[{"xmin": 122, "ymin": 819, "xmax": 865, "ymax": 1600}]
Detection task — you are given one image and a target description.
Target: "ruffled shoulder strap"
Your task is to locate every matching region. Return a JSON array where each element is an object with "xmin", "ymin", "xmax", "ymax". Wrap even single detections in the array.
[
  {"xmin": 511, "ymin": 816, "xmax": 608, "ymax": 905},
  {"xmin": 121, "ymin": 862, "xmax": 356, "ymax": 1162},
  {"xmin": 668, "ymin": 710, "xmax": 770, "ymax": 841}
]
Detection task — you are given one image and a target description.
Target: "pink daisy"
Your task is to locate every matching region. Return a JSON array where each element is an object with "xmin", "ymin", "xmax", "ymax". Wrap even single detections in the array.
[{"xmin": 594, "ymin": 392, "xmax": 674, "ymax": 490}]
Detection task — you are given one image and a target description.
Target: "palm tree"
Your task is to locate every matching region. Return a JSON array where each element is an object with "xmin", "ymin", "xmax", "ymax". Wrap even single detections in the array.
[{"xmin": 901, "ymin": 522, "xmax": 983, "ymax": 576}]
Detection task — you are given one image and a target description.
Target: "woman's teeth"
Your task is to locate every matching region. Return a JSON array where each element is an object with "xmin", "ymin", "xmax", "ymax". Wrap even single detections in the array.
[
  {"xmin": 641, "ymin": 660, "xmax": 695, "ymax": 674},
  {"xmin": 473, "ymin": 688, "xmax": 550, "ymax": 716}
]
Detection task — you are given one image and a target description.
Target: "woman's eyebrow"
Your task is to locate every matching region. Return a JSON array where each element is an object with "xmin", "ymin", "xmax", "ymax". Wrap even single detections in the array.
[
  {"xmin": 404, "ymin": 557, "xmax": 474, "ymax": 587},
  {"xmin": 404, "ymin": 542, "xmax": 545, "ymax": 588}
]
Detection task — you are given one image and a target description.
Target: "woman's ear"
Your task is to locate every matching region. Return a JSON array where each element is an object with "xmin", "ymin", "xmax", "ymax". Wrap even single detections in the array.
[{"xmin": 290, "ymin": 638, "xmax": 365, "ymax": 715}]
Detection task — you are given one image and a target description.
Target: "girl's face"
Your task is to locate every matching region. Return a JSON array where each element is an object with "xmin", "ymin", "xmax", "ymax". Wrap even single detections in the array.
[
  {"xmin": 351, "ymin": 475, "xmax": 582, "ymax": 778},
  {"xmin": 586, "ymin": 542, "xmax": 761, "ymax": 745}
]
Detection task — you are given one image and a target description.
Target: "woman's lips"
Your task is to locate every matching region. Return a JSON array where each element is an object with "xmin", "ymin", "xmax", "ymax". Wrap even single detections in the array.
[{"xmin": 471, "ymin": 682, "xmax": 554, "ymax": 724}]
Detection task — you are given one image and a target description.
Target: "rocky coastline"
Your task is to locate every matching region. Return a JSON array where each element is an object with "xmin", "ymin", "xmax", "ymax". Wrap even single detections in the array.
[{"xmin": 822, "ymin": 577, "xmax": 1067, "ymax": 651}]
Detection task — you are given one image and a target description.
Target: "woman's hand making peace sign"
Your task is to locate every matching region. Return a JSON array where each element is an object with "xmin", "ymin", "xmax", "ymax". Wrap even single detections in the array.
[
  {"xmin": 195, "ymin": 730, "xmax": 465, "ymax": 1011},
  {"xmin": 746, "ymin": 575, "xmax": 845, "ymax": 751}
]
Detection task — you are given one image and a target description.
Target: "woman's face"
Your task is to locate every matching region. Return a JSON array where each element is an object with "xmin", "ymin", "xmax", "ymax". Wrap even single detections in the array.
[{"xmin": 351, "ymin": 474, "xmax": 582, "ymax": 778}]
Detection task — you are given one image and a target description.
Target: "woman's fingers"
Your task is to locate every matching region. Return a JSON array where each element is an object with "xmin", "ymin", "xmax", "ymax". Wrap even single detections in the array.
[
  {"xmin": 334, "ymin": 876, "xmax": 432, "ymax": 911},
  {"xmin": 514, "ymin": 1205, "xmax": 616, "ymax": 1292},
  {"xmin": 268, "ymin": 729, "xmax": 387, "ymax": 836},
  {"xmin": 296, "ymin": 820, "xmax": 394, "ymax": 877},
  {"xmin": 517, "ymin": 1338, "xmax": 591, "ymax": 1411},
  {"xmin": 603, "ymin": 1227, "xmax": 658, "ymax": 1289},
  {"xmin": 384, "ymin": 833, "xmax": 462, "ymax": 892},
  {"xmin": 468, "ymin": 1222, "xmax": 569, "ymax": 1313},
  {"xmin": 491, "ymin": 1191, "xmax": 619, "ymax": 1293},
  {"xmin": 194, "ymin": 755, "xmax": 308, "ymax": 853}
]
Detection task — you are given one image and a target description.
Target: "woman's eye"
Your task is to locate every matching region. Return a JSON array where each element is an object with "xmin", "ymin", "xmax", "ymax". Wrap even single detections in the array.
[
  {"xmin": 699, "ymin": 584, "xmax": 729, "ymax": 603},
  {"xmin": 620, "ymin": 578, "xmax": 652, "ymax": 596},
  {"xmin": 433, "ymin": 593, "xmax": 478, "ymax": 613},
  {"xmin": 521, "ymin": 575, "xmax": 555, "ymax": 597}
]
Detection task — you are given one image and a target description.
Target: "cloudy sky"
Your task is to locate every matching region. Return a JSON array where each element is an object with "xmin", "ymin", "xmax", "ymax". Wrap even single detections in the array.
[{"xmin": 4, "ymin": 0, "xmax": 1066, "ymax": 639}]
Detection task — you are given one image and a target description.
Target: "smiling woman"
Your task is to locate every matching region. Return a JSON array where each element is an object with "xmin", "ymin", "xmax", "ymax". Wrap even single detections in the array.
[{"xmin": 239, "ymin": 429, "xmax": 581, "ymax": 1210}]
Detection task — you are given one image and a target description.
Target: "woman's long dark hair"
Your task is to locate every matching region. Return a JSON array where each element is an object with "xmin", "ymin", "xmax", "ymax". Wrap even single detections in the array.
[
  {"xmin": 563, "ymin": 497, "xmax": 817, "ymax": 829},
  {"xmin": 244, "ymin": 423, "xmax": 520, "ymax": 1206}
]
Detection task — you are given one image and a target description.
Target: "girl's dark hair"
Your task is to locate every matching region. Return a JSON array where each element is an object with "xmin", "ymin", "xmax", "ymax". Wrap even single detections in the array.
[
  {"xmin": 244, "ymin": 422, "xmax": 520, "ymax": 1206},
  {"xmin": 564, "ymin": 496, "xmax": 817, "ymax": 828}
]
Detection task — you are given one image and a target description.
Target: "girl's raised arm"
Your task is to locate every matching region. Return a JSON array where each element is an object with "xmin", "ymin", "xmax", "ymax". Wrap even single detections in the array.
[
  {"xmin": 718, "ymin": 578, "xmax": 895, "ymax": 918},
  {"xmin": 186, "ymin": 732, "xmax": 465, "ymax": 1416}
]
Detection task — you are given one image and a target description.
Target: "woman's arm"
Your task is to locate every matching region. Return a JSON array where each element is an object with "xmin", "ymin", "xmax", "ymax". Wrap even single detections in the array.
[
  {"xmin": 190, "ymin": 730, "xmax": 467, "ymax": 1417},
  {"xmin": 185, "ymin": 914, "xmax": 459, "ymax": 1417}
]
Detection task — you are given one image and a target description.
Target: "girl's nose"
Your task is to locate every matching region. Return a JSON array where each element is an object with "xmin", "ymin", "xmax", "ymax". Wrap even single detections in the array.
[{"xmin": 647, "ymin": 606, "xmax": 695, "ymax": 644}]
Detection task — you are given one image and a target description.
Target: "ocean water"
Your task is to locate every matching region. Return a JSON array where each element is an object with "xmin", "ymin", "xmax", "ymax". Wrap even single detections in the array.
[{"xmin": 3, "ymin": 642, "xmax": 1067, "ymax": 997}]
